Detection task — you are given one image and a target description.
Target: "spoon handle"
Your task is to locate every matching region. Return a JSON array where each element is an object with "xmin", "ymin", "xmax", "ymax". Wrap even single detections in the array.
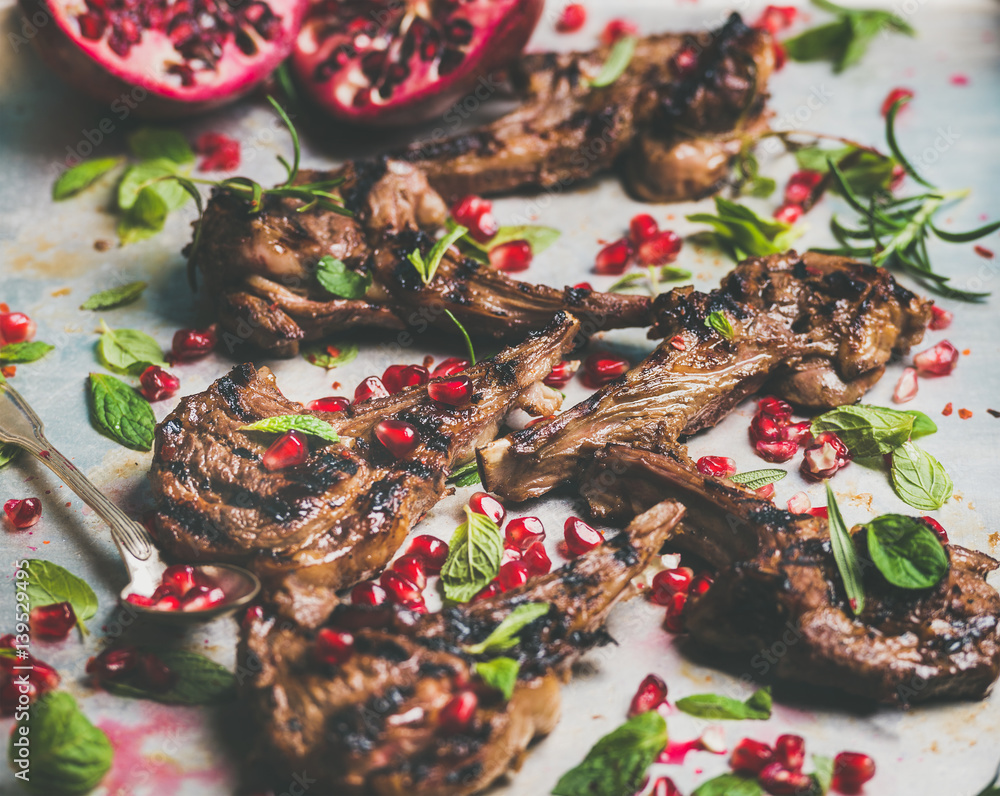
[{"xmin": 0, "ymin": 380, "xmax": 154, "ymax": 561}]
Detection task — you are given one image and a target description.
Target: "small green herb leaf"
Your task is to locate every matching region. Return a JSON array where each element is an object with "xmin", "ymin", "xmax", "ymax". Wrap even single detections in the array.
[
  {"xmin": 301, "ymin": 341, "xmax": 359, "ymax": 369},
  {"xmin": 52, "ymin": 157, "xmax": 123, "ymax": 201},
  {"xmin": 474, "ymin": 657, "xmax": 520, "ymax": 700},
  {"xmin": 448, "ymin": 460, "xmax": 482, "ymax": 487},
  {"xmin": 675, "ymin": 687, "xmax": 772, "ymax": 720},
  {"xmin": 80, "ymin": 281, "xmax": 148, "ymax": 311},
  {"xmin": 687, "ymin": 197, "xmax": 802, "ymax": 260},
  {"xmin": 904, "ymin": 410, "xmax": 937, "ymax": 439},
  {"xmin": 552, "ymin": 710, "xmax": 668, "ymax": 796},
  {"xmin": 117, "ymin": 186, "xmax": 169, "ymax": 245},
  {"xmin": 693, "ymin": 773, "xmax": 764, "ymax": 796},
  {"xmin": 491, "ymin": 225, "xmax": 561, "ymax": 254},
  {"xmin": 0, "ymin": 442, "xmax": 20, "ymax": 470},
  {"xmin": 23, "ymin": 559, "xmax": 99, "ymax": 634},
  {"xmin": 589, "ymin": 34, "xmax": 637, "ymax": 88},
  {"xmin": 8, "ymin": 691, "xmax": 112, "ymax": 795},
  {"xmin": 463, "ymin": 603, "xmax": 550, "ymax": 655},
  {"xmin": 88, "ymin": 373, "xmax": 156, "ymax": 452},
  {"xmin": 127, "ymin": 128, "xmax": 194, "ymax": 164},
  {"xmin": 825, "ymin": 483, "xmax": 865, "ymax": 615},
  {"xmin": 729, "ymin": 469, "xmax": 787, "ymax": 490},
  {"xmin": 0, "ymin": 342, "xmax": 54, "ymax": 364},
  {"xmin": 445, "ymin": 309, "xmax": 477, "ymax": 366},
  {"xmin": 240, "ymin": 415, "xmax": 339, "ymax": 443},
  {"xmin": 315, "ymin": 256, "xmax": 372, "ymax": 299},
  {"xmin": 704, "ymin": 310, "xmax": 735, "ymax": 340},
  {"xmin": 794, "ymin": 145, "xmax": 896, "ymax": 197},
  {"xmin": 409, "ymin": 225, "xmax": 468, "ymax": 285},
  {"xmin": 97, "ymin": 321, "xmax": 167, "ymax": 374},
  {"xmin": 864, "ymin": 514, "xmax": 948, "ymax": 590},
  {"xmin": 441, "ymin": 506, "xmax": 504, "ymax": 603},
  {"xmin": 812, "ymin": 754, "xmax": 835, "ymax": 794},
  {"xmin": 103, "ymin": 648, "xmax": 236, "ymax": 704},
  {"xmin": 890, "ymin": 441, "xmax": 953, "ymax": 510},
  {"xmin": 811, "ymin": 404, "xmax": 915, "ymax": 459},
  {"xmin": 118, "ymin": 159, "xmax": 190, "ymax": 212}
]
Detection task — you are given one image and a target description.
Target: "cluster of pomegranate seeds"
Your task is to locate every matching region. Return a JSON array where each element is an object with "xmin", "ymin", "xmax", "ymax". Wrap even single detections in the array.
[
  {"xmin": 351, "ymin": 533, "xmax": 452, "ymax": 614},
  {"xmin": 490, "ymin": 240, "xmax": 533, "ymax": 272},
  {"xmin": 748, "ymin": 396, "xmax": 803, "ymax": 464},
  {"xmin": 261, "ymin": 429, "xmax": 309, "ymax": 471},
  {"xmin": 0, "ymin": 636, "xmax": 60, "ymax": 715},
  {"xmin": 451, "ymin": 195, "xmax": 498, "ymax": 243},
  {"xmin": 913, "ymin": 339, "xmax": 959, "ymax": 376},
  {"xmin": 351, "ymin": 581, "xmax": 387, "ymax": 607},
  {"xmin": 628, "ymin": 673, "xmax": 668, "ymax": 716},
  {"xmin": 696, "ymin": 456, "xmax": 737, "ymax": 478},
  {"xmin": 773, "ymin": 169, "xmax": 822, "ymax": 225},
  {"xmin": 4, "ymin": 497, "xmax": 42, "ymax": 530},
  {"xmin": 600, "ymin": 17, "xmax": 637, "ymax": 45},
  {"xmin": 543, "ymin": 360, "xmax": 577, "ymax": 389},
  {"xmin": 801, "ymin": 431, "xmax": 851, "ymax": 482},
  {"xmin": 194, "ymin": 132, "xmax": 241, "ymax": 172},
  {"xmin": 428, "ymin": 375, "xmax": 473, "ymax": 407},
  {"xmin": 0, "ymin": 311, "xmax": 36, "ymax": 345},
  {"xmin": 307, "ymin": 395, "xmax": 350, "ymax": 412},
  {"xmin": 582, "ymin": 352, "xmax": 630, "ymax": 388},
  {"xmin": 30, "ymin": 602, "xmax": 77, "ymax": 640},
  {"xmin": 139, "ymin": 365, "xmax": 181, "ymax": 402},
  {"xmin": 440, "ymin": 689, "xmax": 478, "ymax": 731},
  {"xmin": 170, "ymin": 326, "xmax": 217, "ymax": 362},
  {"xmin": 87, "ymin": 646, "xmax": 176, "ymax": 693},
  {"xmin": 354, "ymin": 375, "xmax": 391, "ymax": 403},
  {"xmin": 595, "ymin": 213, "xmax": 682, "ymax": 275},
  {"xmin": 126, "ymin": 564, "xmax": 226, "ymax": 612},
  {"xmin": 928, "ymin": 304, "xmax": 953, "ymax": 330},
  {"xmin": 555, "ymin": 2, "xmax": 586, "ymax": 33},
  {"xmin": 564, "ymin": 516, "xmax": 604, "ymax": 556},
  {"xmin": 315, "ymin": 628, "xmax": 354, "ymax": 665},
  {"xmin": 375, "ymin": 419, "xmax": 420, "ymax": 458},
  {"xmin": 728, "ymin": 735, "xmax": 874, "ymax": 795},
  {"xmin": 881, "ymin": 87, "xmax": 914, "ymax": 117}
]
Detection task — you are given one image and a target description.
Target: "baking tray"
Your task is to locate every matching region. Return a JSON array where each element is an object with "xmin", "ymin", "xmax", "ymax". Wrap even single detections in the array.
[{"xmin": 1, "ymin": 0, "xmax": 1000, "ymax": 793}]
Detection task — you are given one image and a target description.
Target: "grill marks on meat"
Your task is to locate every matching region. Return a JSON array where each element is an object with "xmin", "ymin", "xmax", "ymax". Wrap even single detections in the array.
[
  {"xmin": 479, "ymin": 251, "xmax": 930, "ymax": 502},
  {"xmin": 242, "ymin": 498, "xmax": 685, "ymax": 795},
  {"xmin": 402, "ymin": 14, "xmax": 774, "ymax": 203},
  {"xmin": 149, "ymin": 313, "xmax": 580, "ymax": 628},
  {"xmin": 582, "ymin": 446, "xmax": 1000, "ymax": 704}
]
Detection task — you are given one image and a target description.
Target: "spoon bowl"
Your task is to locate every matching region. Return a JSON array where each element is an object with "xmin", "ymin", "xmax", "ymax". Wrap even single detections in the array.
[{"xmin": 120, "ymin": 563, "xmax": 260, "ymax": 623}]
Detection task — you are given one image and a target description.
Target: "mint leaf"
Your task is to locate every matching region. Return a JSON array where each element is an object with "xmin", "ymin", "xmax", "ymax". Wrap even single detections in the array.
[
  {"xmin": 865, "ymin": 514, "xmax": 948, "ymax": 590},
  {"xmin": 240, "ymin": 414, "xmax": 339, "ymax": 443},
  {"xmin": 448, "ymin": 460, "xmax": 482, "ymax": 487},
  {"xmin": 88, "ymin": 373, "xmax": 156, "ymax": 451},
  {"xmin": 408, "ymin": 225, "xmax": 468, "ymax": 284},
  {"xmin": 80, "ymin": 281, "xmax": 148, "ymax": 311},
  {"xmin": 705, "ymin": 310, "xmax": 735, "ymax": 340},
  {"xmin": 0, "ymin": 341, "xmax": 54, "ymax": 364},
  {"xmin": 463, "ymin": 603, "xmax": 550, "ymax": 655},
  {"xmin": 97, "ymin": 321, "xmax": 166, "ymax": 374},
  {"xmin": 552, "ymin": 711, "xmax": 668, "ymax": 796},
  {"xmin": 811, "ymin": 404, "xmax": 915, "ymax": 459},
  {"xmin": 315, "ymin": 256, "xmax": 372, "ymax": 299},
  {"xmin": 301, "ymin": 341, "xmax": 359, "ymax": 369},
  {"xmin": 127, "ymin": 128, "xmax": 194, "ymax": 164},
  {"xmin": 0, "ymin": 442, "xmax": 20, "ymax": 470},
  {"xmin": 826, "ymin": 483, "xmax": 865, "ymax": 615},
  {"xmin": 8, "ymin": 692, "xmax": 112, "ymax": 795},
  {"xmin": 812, "ymin": 754, "xmax": 835, "ymax": 794},
  {"xmin": 441, "ymin": 506, "xmax": 504, "ymax": 602},
  {"xmin": 52, "ymin": 157, "xmax": 122, "ymax": 201},
  {"xmin": 589, "ymin": 34, "xmax": 637, "ymax": 88},
  {"xmin": 687, "ymin": 197, "xmax": 802, "ymax": 260},
  {"xmin": 693, "ymin": 773, "xmax": 764, "ymax": 796},
  {"xmin": 904, "ymin": 410, "xmax": 937, "ymax": 439},
  {"xmin": 118, "ymin": 186, "xmax": 169, "ymax": 245},
  {"xmin": 794, "ymin": 145, "xmax": 896, "ymax": 196},
  {"xmin": 729, "ymin": 469, "xmax": 787, "ymax": 490},
  {"xmin": 675, "ymin": 687, "xmax": 772, "ymax": 720},
  {"xmin": 890, "ymin": 441, "xmax": 953, "ymax": 511},
  {"xmin": 103, "ymin": 648, "xmax": 236, "ymax": 705},
  {"xmin": 474, "ymin": 657, "xmax": 520, "ymax": 700},
  {"xmin": 491, "ymin": 225, "xmax": 561, "ymax": 254},
  {"xmin": 117, "ymin": 159, "xmax": 189, "ymax": 211},
  {"xmin": 22, "ymin": 559, "xmax": 98, "ymax": 634}
]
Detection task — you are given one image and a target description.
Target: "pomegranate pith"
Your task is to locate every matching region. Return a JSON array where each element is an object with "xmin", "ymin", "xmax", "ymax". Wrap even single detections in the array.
[{"xmin": 4, "ymin": 498, "xmax": 42, "ymax": 529}]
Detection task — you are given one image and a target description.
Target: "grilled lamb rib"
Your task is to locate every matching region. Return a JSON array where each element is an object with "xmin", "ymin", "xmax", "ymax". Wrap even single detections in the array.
[
  {"xmin": 149, "ymin": 313, "xmax": 579, "ymax": 628},
  {"xmin": 479, "ymin": 251, "xmax": 931, "ymax": 502},
  {"xmin": 581, "ymin": 446, "xmax": 1000, "ymax": 704},
  {"xmin": 402, "ymin": 14, "xmax": 774, "ymax": 203},
  {"xmin": 242, "ymin": 498, "xmax": 685, "ymax": 795}
]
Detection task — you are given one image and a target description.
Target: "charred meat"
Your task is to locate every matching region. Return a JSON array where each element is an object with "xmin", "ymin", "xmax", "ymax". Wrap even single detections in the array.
[{"xmin": 479, "ymin": 251, "xmax": 930, "ymax": 502}]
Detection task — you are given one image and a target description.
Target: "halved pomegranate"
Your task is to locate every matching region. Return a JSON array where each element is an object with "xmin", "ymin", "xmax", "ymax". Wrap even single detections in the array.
[
  {"xmin": 291, "ymin": 0, "xmax": 543, "ymax": 127},
  {"xmin": 22, "ymin": 0, "xmax": 308, "ymax": 117}
]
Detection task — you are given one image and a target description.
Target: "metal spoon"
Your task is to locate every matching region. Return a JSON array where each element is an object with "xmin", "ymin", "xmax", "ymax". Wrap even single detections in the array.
[{"xmin": 0, "ymin": 379, "xmax": 260, "ymax": 623}]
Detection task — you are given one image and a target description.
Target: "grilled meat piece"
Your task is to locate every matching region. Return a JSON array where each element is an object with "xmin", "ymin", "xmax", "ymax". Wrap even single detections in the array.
[
  {"xmin": 192, "ymin": 159, "xmax": 650, "ymax": 357},
  {"xmin": 402, "ymin": 14, "xmax": 774, "ymax": 203},
  {"xmin": 242, "ymin": 498, "xmax": 685, "ymax": 795},
  {"xmin": 582, "ymin": 446, "xmax": 1000, "ymax": 704},
  {"xmin": 149, "ymin": 313, "xmax": 579, "ymax": 628},
  {"xmin": 479, "ymin": 251, "xmax": 930, "ymax": 502}
]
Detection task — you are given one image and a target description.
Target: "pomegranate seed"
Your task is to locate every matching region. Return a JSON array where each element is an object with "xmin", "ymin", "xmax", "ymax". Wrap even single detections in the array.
[
  {"xmin": 921, "ymin": 516, "xmax": 948, "ymax": 544},
  {"xmin": 650, "ymin": 777, "xmax": 683, "ymax": 796},
  {"xmin": 774, "ymin": 203, "xmax": 803, "ymax": 225},
  {"xmin": 731, "ymin": 738, "xmax": 774, "ymax": 774},
  {"xmin": 505, "ymin": 516, "xmax": 545, "ymax": 550},
  {"xmin": 469, "ymin": 492, "xmax": 505, "ymax": 524},
  {"xmin": 351, "ymin": 581, "xmax": 387, "ymax": 606},
  {"xmin": 315, "ymin": 628, "xmax": 354, "ymax": 665},
  {"xmin": 783, "ymin": 170, "xmax": 823, "ymax": 205},
  {"xmin": 929, "ymin": 304, "xmax": 953, "ymax": 330},
  {"xmin": 943, "ymin": 402, "xmax": 954, "ymax": 416},
  {"xmin": 697, "ymin": 456, "xmax": 737, "ymax": 478},
  {"xmin": 555, "ymin": 2, "xmax": 586, "ymax": 32},
  {"xmin": 30, "ymin": 602, "xmax": 76, "ymax": 640},
  {"xmin": 431, "ymin": 357, "xmax": 469, "ymax": 378},
  {"xmin": 151, "ymin": 582, "xmax": 179, "ymax": 601},
  {"xmin": 572, "ymin": 282, "xmax": 593, "ymax": 291},
  {"xmin": 375, "ymin": 420, "xmax": 420, "ymax": 458},
  {"xmin": 913, "ymin": 340, "xmax": 959, "ymax": 376},
  {"xmin": 543, "ymin": 360, "xmax": 577, "ymax": 388},
  {"xmin": 564, "ymin": 516, "xmax": 603, "ymax": 556},
  {"xmin": 522, "ymin": 542, "xmax": 552, "ymax": 576},
  {"xmin": 87, "ymin": 646, "xmax": 138, "ymax": 682},
  {"xmin": 600, "ymin": 17, "xmax": 637, "ymax": 45},
  {"xmin": 161, "ymin": 564, "xmax": 197, "ymax": 596},
  {"xmin": 382, "ymin": 364, "xmax": 429, "ymax": 394},
  {"xmin": 451, "ymin": 195, "xmax": 497, "ymax": 243},
  {"xmin": 1, "ymin": 679, "xmax": 37, "ymax": 715},
  {"xmin": 651, "ymin": 567, "xmax": 694, "ymax": 605},
  {"xmin": 153, "ymin": 594, "xmax": 181, "ymax": 611},
  {"xmin": 754, "ymin": 4, "xmax": 798, "ymax": 34},
  {"xmin": 629, "ymin": 213, "xmax": 659, "ymax": 243},
  {"xmin": 262, "ymin": 430, "xmax": 308, "ymax": 471},
  {"xmin": 501, "ymin": 546, "xmax": 522, "ymax": 566},
  {"xmin": 786, "ymin": 492, "xmax": 811, "ymax": 514},
  {"xmin": 490, "ymin": 240, "xmax": 533, "ymax": 272},
  {"xmin": 663, "ymin": 592, "xmax": 687, "ymax": 633},
  {"xmin": 881, "ymin": 87, "xmax": 913, "ymax": 117},
  {"xmin": 472, "ymin": 582, "xmax": 502, "ymax": 602},
  {"xmin": 809, "ymin": 506, "xmax": 829, "ymax": 519},
  {"xmin": 354, "ymin": 376, "xmax": 390, "ymax": 403},
  {"xmin": 892, "ymin": 367, "xmax": 919, "ymax": 403},
  {"xmin": 307, "ymin": 396, "xmax": 350, "ymax": 412},
  {"xmin": 125, "ymin": 593, "xmax": 155, "ymax": 607},
  {"xmin": 138, "ymin": 365, "xmax": 180, "ymax": 402},
  {"xmin": 832, "ymin": 752, "xmax": 876, "ymax": 793},
  {"xmin": 380, "ymin": 570, "xmax": 422, "ymax": 605},
  {"xmin": 782, "ymin": 421, "xmax": 812, "ymax": 446},
  {"xmin": 498, "ymin": 561, "xmax": 530, "ymax": 591},
  {"xmin": 636, "ymin": 230, "xmax": 682, "ymax": 266},
  {"xmin": 758, "ymin": 396, "xmax": 793, "ymax": 420},
  {"xmin": 392, "ymin": 554, "xmax": 427, "ymax": 590},
  {"xmin": 440, "ymin": 689, "xmax": 478, "ymax": 731},
  {"xmin": 170, "ymin": 326, "xmax": 216, "ymax": 362},
  {"xmin": 755, "ymin": 440, "xmax": 798, "ymax": 463},
  {"xmin": 407, "ymin": 535, "xmax": 449, "ymax": 573},
  {"xmin": 774, "ymin": 735, "xmax": 805, "ymax": 772},
  {"xmin": 0, "ymin": 312, "xmax": 36, "ymax": 344},
  {"xmin": 750, "ymin": 413, "xmax": 784, "ymax": 443},
  {"xmin": 4, "ymin": 498, "xmax": 42, "ymax": 529},
  {"xmin": 689, "ymin": 574, "xmax": 713, "ymax": 596},
  {"xmin": 428, "ymin": 375, "xmax": 473, "ymax": 406},
  {"xmin": 756, "ymin": 483, "xmax": 776, "ymax": 500},
  {"xmin": 594, "ymin": 238, "xmax": 633, "ymax": 275},
  {"xmin": 194, "ymin": 132, "xmax": 240, "ymax": 172},
  {"xmin": 673, "ymin": 46, "xmax": 698, "ymax": 73},
  {"xmin": 180, "ymin": 585, "xmax": 226, "ymax": 611},
  {"xmin": 759, "ymin": 762, "xmax": 813, "ymax": 795},
  {"xmin": 582, "ymin": 352, "xmax": 630, "ymax": 388},
  {"xmin": 242, "ymin": 604, "xmax": 264, "ymax": 630},
  {"xmin": 801, "ymin": 432, "xmax": 851, "ymax": 481},
  {"xmin": 27, "ymin": 657, "xmax": 59, "ymax": 693},
  {"xmin": 628, "ymin": 673, "xmax": 668, "ymax": 716}
]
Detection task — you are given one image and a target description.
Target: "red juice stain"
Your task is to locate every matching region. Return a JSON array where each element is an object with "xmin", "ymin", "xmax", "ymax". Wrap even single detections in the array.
[
  {"xmin": 950, "ymin": 73, "xmax": 969, "ymax": 86},
  {"xmin": 659, "ymin": 738, "xmax": 704, "ymax": 765},
  {"xmin": 974, "ymin": 245, "xmax": 994, "ymax": 259}
]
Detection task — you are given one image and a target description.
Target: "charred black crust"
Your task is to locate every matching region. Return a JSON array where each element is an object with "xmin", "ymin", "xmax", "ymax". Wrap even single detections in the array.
[{"xmin": 342, "ymin": 157, "xmax": 389, "ymax": 214}]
